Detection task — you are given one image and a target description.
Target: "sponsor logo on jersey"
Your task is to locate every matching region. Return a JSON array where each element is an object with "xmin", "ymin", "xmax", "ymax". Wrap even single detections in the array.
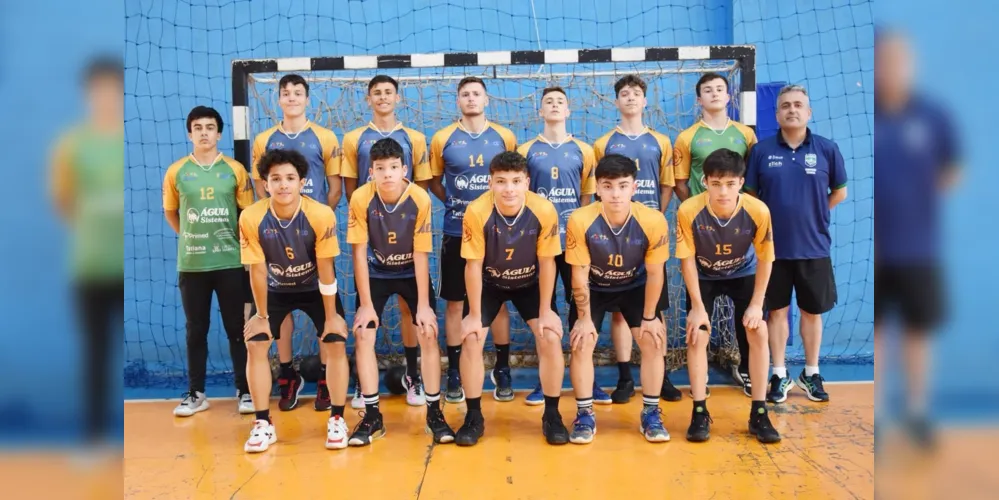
[
  {"xmin": 695, "ymin": 138, "xmax": 713, "ymax": 146},
  {"xmin": 212, "ymin": 243, "xmax": 237, "ymax": 254},
  {"xmin": 697, "ymin": 255, "xmax": 746, "ymax": 272},
  {"xmin": 269, "ymin": 261, "xmax": 314, "ymax": 279},
  {"xmin": 217, "ymin": 172, "xmax": 234, "ymax": 180},
  {"xmin": 484, "ymin": 265, "xmax": 536, "ymax": 280},
  {"xmin": 182, "ymin": 172, "xmax": 198, "ymax": 182},
  {"xmin": 635, "ymin": 179, "xmax": 657, "ymax": 189},
  {"xmin": 609, "ymin": 143, "xmax": 627, "ymax": 151},
  {"xmin": 187, "ymin": 207, "xmax": 231, "ymax": 224},
  {"xmin": 372, "ymin": 250, "xmax": 414, "ymax": 266},
  {"xmin": 589, "ymin": 265, "xmax": 637, "ymax": 281},
  {"xmin": 185, "ymin": 245, "xmax": 207, "ymax": 255},
  {"xmin": 183, "ymin": 231, "xmax": 209, "ymax": 240},
  {"xmin": 453, "ymin": 174, "xmax": 490, "ymax": 191},
  {"xmin": 449, "ymin": 139, "xmax": 468, "ymax": 149}
]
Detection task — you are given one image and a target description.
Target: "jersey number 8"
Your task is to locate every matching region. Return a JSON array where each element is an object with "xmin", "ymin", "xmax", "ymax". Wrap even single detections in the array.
[{"xmin": 551, "ymin": 167, "xmax": 559, "ymax": 180}]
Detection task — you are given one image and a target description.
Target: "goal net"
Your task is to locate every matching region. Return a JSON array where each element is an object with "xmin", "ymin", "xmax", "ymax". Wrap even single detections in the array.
[{"xmin": 235, "ymin": 47, "xmax": 756, "ymax": 371}]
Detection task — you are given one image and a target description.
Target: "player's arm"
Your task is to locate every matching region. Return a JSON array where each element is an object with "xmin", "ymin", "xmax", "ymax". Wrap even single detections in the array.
[
  {"xmin": 745, "ymin": 203, "xmax": 776, "ymax": 330},
  {"xmin": 411, "ymin": 130, "xmax": 433, "ymax": 191},
  {"xmin": 162, "ymin": 163, "xmax": 181, "ymax": 233},
  {"xmin": 565, "ymin": 212, "xmax": 596, "ymax": 347},
  {"xmin": 251, "ymin": 135, "xmax": 268, "ymax": 200},
  {"xmin": 239, "ymin": 211, "xmax": 270, "ymax": 337},
  {"xmin": 464, "ymin": 258, "xmax": 484, "ymax": 321},
  {"xmin": 412, "ymin": 194, "xmax": 436, "ymax": 333},
  {"xmin": 314, "ymin": 208, "xmax": 347, "ymax": 337},
  {"xmin": 49, "ymin": 133, "xmax": 75, "ymax": 223},
  {"xmin": 429, "ymin": 131, "xmax": 447, "ymax": 202},
  {"xmin": 343, "ymin": 177, "xmax": 358, "ymax": 202},
  {"xmin": 346, "ymin": 195, "xmax": 377, "ymax": 329},
  {"xmin": 461, "ymin": 208, "xmax": 486, "ymax": 330},
  {"xmin": 340, "ymin": 132, "xmax": 359, "ymax": 202},
  {"xmin": 580, "ymin": 142, "xmax": 597, "ymax": 206},
  {"xmin": 672, "ymin": 133, "xmax": 691, "ymax": 201},
  {"xmin": 676, "ymin": 204, "xmax": 708, "ymax": 335},
  {"xmin": 827, "ymin": 141, "xmax": 848, "ymax": 210}
]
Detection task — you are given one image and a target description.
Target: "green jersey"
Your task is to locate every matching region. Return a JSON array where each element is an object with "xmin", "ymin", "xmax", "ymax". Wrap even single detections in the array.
[
  {"xmin": 673, "ymin": 120, "xmax": 757, "ymax": 196},
  {"xmin": 163, "ymin": 155, "xmax": 253, "ymax": 272},
  {"xmin": 51, "ymin": 126, "xmax": 125, "ymax": 281}
]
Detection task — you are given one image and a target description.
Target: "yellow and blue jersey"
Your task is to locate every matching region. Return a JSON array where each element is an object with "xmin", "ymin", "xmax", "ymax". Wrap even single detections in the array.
[
  {"xmin": 517, "ymin": 136, "xmax": 596, "ymax": 246},
  {"xmin": 565, "ymin": 201, "xmax": 670, "ymax": 292},
  {"xmin": 341, "ymin": 124, "xmax": 432, "ymax": 185},
  {"xmin": 239, "ymin": 196, "xmax": 341, "ymax": 292},
  {"xmin": 593, "ymin": 128, "xmax": 674, "ymax": 210},
  {"xmin": 251, "ymin": 122, "xmax": 341, "ymax": 203},
  {"xmin": 676, "ymin": 193, "xmax": 774, "ymax": 280},
  {"xmin": 461, "ymin": 191, "xmax": 562, "ymax": 291},
  {"xmin": 346, "ymin": 181, "xmax": 433, "ymax": 279},
  {"xmin": 430, "ymin": 121, "xmax": 517, "ymax": 236}
]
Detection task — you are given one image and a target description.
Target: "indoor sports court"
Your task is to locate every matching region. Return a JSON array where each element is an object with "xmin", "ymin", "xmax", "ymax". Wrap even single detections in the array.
[{"xmin": 124, "ymin": 0, "xmax": 875, "ymax": 498}]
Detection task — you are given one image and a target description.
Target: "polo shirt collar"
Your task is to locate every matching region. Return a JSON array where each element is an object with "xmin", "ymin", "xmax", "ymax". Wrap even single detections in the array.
[{"xmin": 777, "ymin": 127, "xmax": 813, "ymax": 148}]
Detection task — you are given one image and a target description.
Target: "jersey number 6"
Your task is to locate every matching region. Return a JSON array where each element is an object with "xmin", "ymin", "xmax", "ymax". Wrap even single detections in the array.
[{"xmin": 285, "ymin": 246, "xmax": 295, "ymax": 260}]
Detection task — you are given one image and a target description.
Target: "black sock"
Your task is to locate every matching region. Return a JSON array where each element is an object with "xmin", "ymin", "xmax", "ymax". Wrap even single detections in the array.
[
  {"xmin": 280, "ymin": 362, "xmax": 293, "ymax": 378},
  {"xmin": 320, "ymin": 364, "xmax": 327, "ymax": 381},
  {"xmin": 404, "ymin": 347, "xmax": 419, "ymax": 378},
  {"xmin": 466, "ymin": 397, "xmax": 481, "ymax": 414},
  {"xmin": 495, "ymin": 343, "xmax": 510, "ymax": 370},
  {"xmin": 617, "ymin": 362, "xmax": 632, "ymax": 382},
  {"xmin": 447, "ymin": 345, "xmax": 462, "ymax": 373},
  {"xmin": 693, "ymin": 400, "xmax": 708, "ymax": 413},
  {"xmin": 255, "ymin": 409, "xmax": 270, "ymax": 422},
  {"xmin": 331, "ymin": 405, "xmax": 345, "ymax": 418},
  {"xmin": 751, "ymin": 400, "xmax": 766, "ymax": 417},
  {"xmin": 364, "ymin": 393, "xmax": 380, "ymax": 416},
  {"xmin": 544, "ymin": 395, "xmax": 560, "ymax": 416}
]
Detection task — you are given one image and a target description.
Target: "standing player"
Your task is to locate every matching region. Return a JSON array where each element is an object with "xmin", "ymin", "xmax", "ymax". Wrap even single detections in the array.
[
  {"xmin": 673, "ymin": 73, "xmax": 758, "ymax": 395},
  {"xmin": 49, "ymin": 56, "xmax": 124, "ymax": 443},
  {"xmin": 593, "ymin": 74, "xmax": 680, "ymax": 403},
  {"xmin": 745, "ymin": 84, "xmax": 848, "ymax": 404},
  {"xmin": 345, "ymin": 139, "xmax": 455, "ymax": 446},
  {"xmin": 163, "ymin": 106, "xmax": 254, "ymax": 416},
  {"xmin": 677, "ymin": 149, "xmax": 780, "ymax": 443},
  {"xmin": 873, "ymin": 31, "xmax": 959, "ymax": 447},
  {"xmin": 564, "ymin": 154, "xmax": 672, "ymax": 444},
  {"xmin": 251, "ymin": 74, "xmax": 343, "ymax": 412},
  {"xmin": 518, "ymin": 86, "xmax": 611, "ymax": 405},
  {"xmin": 341, "ymin": 75, "xmax": 434, "ymax": 407},
  {"xmin": 239, "ymin": 149, "xmax": 350, "ymax": 453},
  {"xmin": 456, "ymin": 152, "xmax": 567, "ymax": 446},
  {"xmin": 429, "ymin": 76, "xmax": 517, "ymax": 404}
]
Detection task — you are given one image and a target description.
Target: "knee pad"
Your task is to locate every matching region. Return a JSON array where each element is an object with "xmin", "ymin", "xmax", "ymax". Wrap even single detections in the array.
[{"xmin": 321, "ymin": 332, "xmax": 347, "ymax": 344}]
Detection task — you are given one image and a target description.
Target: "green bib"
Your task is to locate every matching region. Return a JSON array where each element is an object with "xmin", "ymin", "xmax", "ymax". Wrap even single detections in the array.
[{"xmin": 171, "ymin": 158, "xmax": 243, "ymax": 272}]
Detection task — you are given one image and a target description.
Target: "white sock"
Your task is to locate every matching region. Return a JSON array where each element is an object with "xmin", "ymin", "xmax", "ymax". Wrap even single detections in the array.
[
  {"xmin": 804, "ymin": 365, "xmax": 819, "ymax": 377},
  {"xmin": 773, "ymin": 366, "xmax": 787, "ymax": 379}
]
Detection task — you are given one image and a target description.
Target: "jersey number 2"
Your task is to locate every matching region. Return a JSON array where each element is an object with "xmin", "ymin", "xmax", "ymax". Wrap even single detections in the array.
[{"xmin": 388, "ymin": 231, "xmax": 397, "ymax": 244}]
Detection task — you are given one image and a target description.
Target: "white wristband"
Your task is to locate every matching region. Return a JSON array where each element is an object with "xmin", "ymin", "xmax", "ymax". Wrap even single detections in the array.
[{"xmin": 319, "ymin": 280, "xmax": 338, "ymax": 296}]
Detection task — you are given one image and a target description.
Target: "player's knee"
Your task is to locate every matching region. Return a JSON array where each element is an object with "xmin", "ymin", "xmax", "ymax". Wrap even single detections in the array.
[
  {"xmin": 687, "ymin": 333, "xmax": 708, "ymax": 352},
  {"xmin": 246, "ymin": 338, "xmax": 271, "ymax": 355},
  {"xmin": 635, "ymin": 334, "xmax": 658, "ymax": 353},
  {"xmin": 768, "ymin": 307, "xmax": 790, "ymax": 320},
  {"xmin": 611, "ymin": 313, "xmax": 627, "ymax": 326},
  {"xmin": 445, "ymin": 301, "xmax": 463, "ymax": 316},
  {"xmin": 579, "ymin": 335, "xmax": 597, "ymax": 354},
  {"xmin": 746, "ymin": 323, "xmax": 768, "ymax": 346},
  {"xmin": 321, "ymin": 332, "xmax": 347, "ymax": 345},
  {"xmin": 355, "ymin": 327, "xmax": 377, "ymax": 344},
  {"xmin": 799, "ymin": 310, "xmax": 821, "ymax": 322},
  {"xmin": 462, "ymin": 334, "xmax": 485, "ymax": 351}
]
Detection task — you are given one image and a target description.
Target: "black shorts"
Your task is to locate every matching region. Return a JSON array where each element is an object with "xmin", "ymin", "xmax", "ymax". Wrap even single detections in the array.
[
  {"xmin": 439, "ymin": 234, "xmax": 466, "ymax": 302},
  {"xmin": 555, "ymin": 253, "xmax": 578, "ymax": 326},
  {"xmin": 874, "ymin": 264, "xmax": 945, "ymax": 331},
  {"xmin": 590, "ymin": 278, "xmax": 670, "ymax": 332},
  {"xmin": 685, "ymin": 274, "xmax": 755, "ymax": 320},
  {"xmin": 464, "ymin": 283, "xmax": 541, "ymax": 327},
  {"xmin": 766, "ymin": 258, "xmax": 837, "ymax": 314},
  {"xmin": 242, "ymin": 269, "xmax": 254, "ymax": 303},
  {"xmin": 266, "ymin": 289, "xmax": 346, "ymax": 340},
  {"xmin": 356, "ymin": 276, "xmax": 436, "ymax": 325}
]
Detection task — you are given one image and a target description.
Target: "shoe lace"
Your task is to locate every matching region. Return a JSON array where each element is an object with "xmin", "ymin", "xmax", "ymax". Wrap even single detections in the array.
[
  {"xmin": 642, "ymin": 407, "xmax": 665, "ymax": 430},
  {"xmin": 317, "ymin": 380, "xmax": 330, "ymax": 400},
  {"xmin": 179, "ymin": 392, "xmax": 193, "ymax": 404},
  {"xmin": 692, "ymin": 410, "xmax": 713, "ymax": 428},
  {"xmin": 409, "ymin": 376, "xmax": 424, "ymax": 396},
  {"xmin": 427, "ymin": 408, "xmax": 448, "ymax": 430},
  {"xmin": 811, "ymin": 374, "xmax": 827, "ymax": 392},
  {"xmin": 573, "ymin": 409, "xmax": 595, "ymax": 428},
  {"xmin": 278, "ymin": 377, "xmax": 294, "ymax": 399},
  {"xmin": 754, "ymin": 411, "xmax": 776, "ymax": 431},
  {"xmin": 352, "ymin": 411, "xmax": 376, "ymax": 435}
]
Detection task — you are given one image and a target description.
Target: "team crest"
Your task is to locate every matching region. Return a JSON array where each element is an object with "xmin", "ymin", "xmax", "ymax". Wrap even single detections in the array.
[{"xmin": 804, "ymin": 153, "xmax": 817, "ymax": 167}]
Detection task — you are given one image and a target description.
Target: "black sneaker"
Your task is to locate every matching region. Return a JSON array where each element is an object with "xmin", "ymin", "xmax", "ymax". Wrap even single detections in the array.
[
  {"xmin": 732, "ymin": 365, "xmax": 752, "ymax": 398},
  {"xmin": 660, "ymin": 372, "xmax": 682, "ymax": 402},
  {"xmin": 794, "ymin": 371, "xmax": 830, "ymax": 402},
  {"xmin": 611, "ymin": 379, "xmax": 635, "ymax": 404},
  {"xmin": 766, "ymin": 374, "xmax": 793, "ymax": 404},
  {"xmin": 314, "ymin": 378, "xmax": 332, "ymax": 411},
  {"xmin": 455, "ymin": 413, "xmax": 485, "ymax": 446},
  {"xmin": 426, "ymin": 407, "xmax": 456, "ymax": 444},
  {"xmin": 490, "ymin": 367, "xmax": 515, "ymax": 402},
  {"xmin": 749, "ymin": 408, "xmax": 781, "ymax": 443},
  {"xmin": 542, "ymin": 412, "xmax": 570, "ymax": 445},
  {"xmin": 686, "ymin": 407, "xmax": 713, "ymax": 442},
  {"xmin": 445, "ymin": 369, "xmax": 465, "ymax": 404},
  {"xmin": 277, "ymin": 373, "xmax": 304, "ymax": 411},
  {"xmin": 904, "ymin": 416, "xmax": 936, "ymax": 450},
  {"xmin": 348, "ymin": 411, "xmax": 386, "ymax": 446}
]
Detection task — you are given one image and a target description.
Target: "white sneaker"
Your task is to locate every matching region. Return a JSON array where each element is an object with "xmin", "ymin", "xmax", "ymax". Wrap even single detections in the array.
[
  {"xmin": 244, "ymin": 419, "xmax": 276, "ymax": 453},
  {"xmin": 351, "ymin": 386, "xmax": 364, "ymax": 409},
  {"xmin": 326, "ymin": 415, "xmax": 349, "ymax": 450},
  {"xmin": 173, "ymin": 391, "xmax": 209, "ymax": 417},
  {"xmin": 402, "ymin": 375, "xmax": 426, "ymax": 407},
  {"xmin": 237, "ymin": 393, "xmax": 255, "ymax": 414}
]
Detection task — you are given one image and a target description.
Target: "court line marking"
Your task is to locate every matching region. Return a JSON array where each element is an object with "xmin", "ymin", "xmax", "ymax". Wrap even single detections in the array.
[{"xmin": 124, "ymin": 380, "xmax": 873, "ymax": 403}]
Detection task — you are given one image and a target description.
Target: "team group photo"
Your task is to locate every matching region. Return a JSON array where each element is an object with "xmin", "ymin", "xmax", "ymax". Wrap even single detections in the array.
[{"xmin": 122, "ymin": 1, "xmax": 878, "ymax": 497}]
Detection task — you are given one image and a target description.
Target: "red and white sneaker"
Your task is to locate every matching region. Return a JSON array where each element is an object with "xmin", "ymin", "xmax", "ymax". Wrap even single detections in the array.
[
  {"xmin": 244, "ymin": 419, "xmax": 276, "ymax": 453},
  {"xmin": 325, "ymin": 415, "xmax": 349, "ymax": 450}
]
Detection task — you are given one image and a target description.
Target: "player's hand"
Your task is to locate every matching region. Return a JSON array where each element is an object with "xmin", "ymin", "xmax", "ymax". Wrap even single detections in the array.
[
  {"xmin": 569, "ymin": 317, "xmax": 598, "ymax": 352},
  {"xmin": 243, "ymin": 314, "xmax": 272, "ymax": 341},
  {"xmin": 742, "ymin": 303, "xmax": 765, "ymax": 331},
  {"xmin": 686, "ymin": 306, "xmax": 711, "ymax": 344},
  {"xmin": 537, "ymin": 308, "xmax": 563, "ymax": 341},
  {"xmin": 324, "ymin": 314, "xmax": 348, "ymax": 340},
  {"xmin": 461, "ymin": 314, "xmax": 485, "ymax": 342},
  {"xmin": 415, "ymin": 304, "xmax": 439, "ymax": 341},
  {"xmin": 639, "ymin": 316, "xmax": 665, "ymax": 351},
  {"xmin": 352, "ymin": 305, "xmax": 379, "ymax": 336}
]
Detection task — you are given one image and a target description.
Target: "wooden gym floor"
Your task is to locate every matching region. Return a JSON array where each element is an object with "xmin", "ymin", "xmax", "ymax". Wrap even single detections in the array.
[{"xmin": 124, "ymin": 383, "xmax": 874, "ymax": 499}]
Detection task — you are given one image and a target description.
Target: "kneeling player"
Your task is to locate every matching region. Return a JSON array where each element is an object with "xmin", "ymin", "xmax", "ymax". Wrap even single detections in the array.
[
  {"xmin": 239, "ymin": 149, "xmax": 350, "ymax": 453},
  {"xmin": 347, "ymin": 139, "xmax": 455, "ymax": 446},
  {"xmin": 457, "ymin": 151, "xmax": 567, "ymax": 446},
  {"xmin": 676, "ymin": 149, "xmax": 779, "ymax": 443},
  {"xmin": 565, "ymin": 154, "xmax": 671, "ymax": 444}
]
